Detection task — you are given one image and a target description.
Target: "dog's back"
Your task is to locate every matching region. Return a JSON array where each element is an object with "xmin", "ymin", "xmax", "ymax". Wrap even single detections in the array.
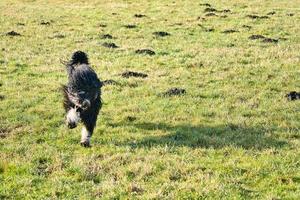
[
  {"xmin": 69, "ymin": 64, "xmax": 101, "ymax": 92},
  {"xmin": 64, "ymin": 51, "xmax": 101, "ymax": 106},
  {"xmin": 67, "ymin": 51, "xmax": 102, "ymax": 92}
]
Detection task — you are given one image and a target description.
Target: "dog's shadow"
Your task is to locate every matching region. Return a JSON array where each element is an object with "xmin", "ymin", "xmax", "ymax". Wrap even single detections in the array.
[{"xmin": 113, "ymin": 122, "xmax": 287, "ymax": 150}]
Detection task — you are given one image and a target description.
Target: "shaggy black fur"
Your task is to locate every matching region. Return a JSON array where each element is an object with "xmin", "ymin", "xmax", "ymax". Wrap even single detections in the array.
[{"xmin": 62, "ymin": 51, "xmax": 102, "ymax": 147}]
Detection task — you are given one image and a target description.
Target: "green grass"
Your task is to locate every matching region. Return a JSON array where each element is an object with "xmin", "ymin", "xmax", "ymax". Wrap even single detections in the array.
[{"xmin": 0, "ymin": 0, "xmax": 300, "ymax": 199}]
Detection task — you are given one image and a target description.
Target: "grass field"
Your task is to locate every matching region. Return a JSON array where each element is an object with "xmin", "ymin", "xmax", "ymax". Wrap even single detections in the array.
[{"xmin": 0, "ymin": 0, "xmax": 300, "ymax": 199}]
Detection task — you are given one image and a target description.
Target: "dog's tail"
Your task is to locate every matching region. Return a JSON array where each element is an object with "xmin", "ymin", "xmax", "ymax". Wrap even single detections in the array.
[{"xmin": 70, "ymin": 51, "xmax": 89, "ymax": 65}]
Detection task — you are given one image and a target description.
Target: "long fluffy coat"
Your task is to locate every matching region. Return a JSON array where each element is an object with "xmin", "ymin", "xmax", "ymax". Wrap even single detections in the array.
[{"xmin": 62, "ymin": 51, "xmax": 102, "ymax": 147}]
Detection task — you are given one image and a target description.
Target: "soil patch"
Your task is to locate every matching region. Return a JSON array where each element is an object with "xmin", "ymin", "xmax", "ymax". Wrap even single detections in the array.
[
  {"xmin": 121, "ymin": 71, "xmax": 148, "ymax": 78},
  {"xmin": 200, "ymin": 3, "xmax": 211, "ymax": 7},
  {"xmin": 267, "ymin": 11, "xmax": 276, "ymax": 15},
  {"xmin": 207, "ymin": 28, "xmax": 215, "ymax": 32},
  {"xmin": 153, "ymin": 31, "xmax": 170, "ymax": 37},
  {"xmin": 173, "ymin": 22, "xmax": 183, "ymax": 26},
  {"xmin": 221, "ymin": 9, "xmax": 231, "ymax": 13},
  {"xmin": 135, "ymin": 49, "xmax": 155, "ymax": 56},
  {"xmin": 100, "ymin": 34, "xmax": 113, "ymax": 39},
  {"xmin": 247, "ymin": 15, "xmax": 269, "ymax": 19},
  {"xmin": 6, "ymin": 31, "xmax": 21, "ymax": 36},
  {"xmin": 102, "ymin": 42, "xmax": 119, "ymax": 48},
  {"xmin": 134, "ymin": 14, "xmax": 146, "ymax": 18},
  {"xmin": 124, "ymin": 24, "xmax": 137, "ymax": 29},
  {"xmin": 222, "ymin": 29, "xmax": 239, "ymax": 34},
  {"xmin": 249, "ymin": 35, "xmax": 278, "ymax": 43},
  {"xmin": 262, "ymin": 38, "xmax": 278, "ymax": 43},
  {"xmin": 163, "ymin": 88, "xmax": 186, "ymax": 97},
  {"xmin": 242, "ymin": 25, "xmax": 252, "ymax": 29},
  {"xmin": 205, "ymin": 13, "xmax": 217, "ymax": 17},
  {"xmin": 126, "ymin": 116, "xmax": 137, "ymax": 122},
  {"xmin": 40, "ymin": 21, "xmax": 51, "ymax": 25},
  {"xmin": 204, "ymin": 8, "xmax": 217, "ymax": 12},
  {"xmin": 0, "ymin": 127, "xmax": 10, "ymax": 138},
  {"xmin": 102, "ymin": 79, "xmax": 119, "ymax": 86},
  {"xmin": 51, "ymin": 34, "xmax": 65, "ymax": 39},
  {"xmin": 249, "ymin": 35, "xmax": 266, "ymax": 40}
]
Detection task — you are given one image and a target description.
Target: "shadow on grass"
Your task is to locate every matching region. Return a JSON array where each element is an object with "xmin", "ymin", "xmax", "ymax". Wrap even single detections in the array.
[{"xmin": 114, "ymin": 122, "xmax": 287, "ymax": 150}]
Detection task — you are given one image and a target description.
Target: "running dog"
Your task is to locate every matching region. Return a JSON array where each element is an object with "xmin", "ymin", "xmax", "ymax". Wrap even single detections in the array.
[{"xmin": 62, "ymin": 51, "xmax": 102, "ymax": 147}]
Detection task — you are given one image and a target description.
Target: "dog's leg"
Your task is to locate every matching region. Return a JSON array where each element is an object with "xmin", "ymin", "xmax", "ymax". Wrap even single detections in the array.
[
  {"xmin": 80, "ymin": 116, "xmax": 96, "ymax": 147},
  {"xmin": 80, "ymin": 98, "xmax": 101, "ymax": 147},
  {"xmin": 80, "ymin": 126, "xmax": 91, "ymax": 147}
]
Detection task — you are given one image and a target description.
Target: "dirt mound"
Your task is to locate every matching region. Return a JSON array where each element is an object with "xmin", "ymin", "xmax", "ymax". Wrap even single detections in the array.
[
  {"xmin": 249, "ymin": 35, "xmax": 266, "ymax": 40},
  {"xmin": 121, "ymin": 71, "xmax": 148, "ymax": 78},
  {"xmin": 153, "ymin": 31, "xmax": 170, "ymax": 37},
  {"xmin": 200, "ymin": 3, "xmax": 211, "ymax": 7},
  {"xmin": 0, "ymin": 95, "xmax": 4, "ymax": 100},
  {"xmin": 40, "ymin": 21, "xmax": 51, "ymax": 25},
  {"xmin": 124, "ymin": 24, "xmax": 137, "ymax": 29},
  {"xmin": 100, "ymin": 34, "xmax": 113, "ymax": 39},
  {"xmin": 249, "ymin": 35, "xmax": 278, "ymax": 43},
  {"xmin": 247, "ymin": 15, "xmax": 269, "ymax": 19},
  {"xmin": 222, "ymin": 29, "xmax": 239, "ymax": 34},
  {"xmin": 0, "ymin": 127, "xmax": 9, "ymax": 138},
  {"xmin": 102, "ymin": 79, "xmax": 119, "ymax": 86},
  {"xmin": 6, "ymin": 31, "xmax": 21, "ymax": 36},
  {"xmin": 267, "ymin": 11, "xmax": 276, "ymax": 15},
  {"xmin": 262, "ymin": 38, "xmax": 278, "ymax": 43},
  {"xmin": 242, "ymin": 25, "xmax": 252, "ymax": 29},
  {"xmin": 51, "ymin": 34, "xmax": 65, "ymax": 39},
  {"xmin": 163, "ymin": 88, "xmax": 186, "ymax": 97},
  {"xmin": 126, "ymin": 116, "xmax": 137, "ymax": 122},
  {"xmin": 102, "ymin": 42, "xmax": 119, "ymax": 48},
  {"xmin": 134, "ymin": 14, "xmax": 146, "ymax": 18},
  {"xmin": 221, "ymin": 9, "xmax": 231, "ymax": 13},
  {"xmin": 173, "ymin": 22, "xmax": 183, "ymax": 26},
  {"xmin": 99, "ymin": 24, "xmax": 107, "ymax": 27},
  {"xmin": 204, "ymin": 8, "xmax": 217, "ymax": 12},
  {"xmin": 17, "ymin": 23, "xmax": 25, "ymax": 26},
  {"xmin": 207, "ymin": 28, "xmax": 215, "ymax": 32},
  {"xmin": 135, "ymin": 49, "xmax": 155, "ymax": 56},
  {"xmin": 286, "ymin": 91, "xmax": 300, "ymax": 101},
  {"xmin": 205, "ymin": 12, "xmax": 217, "ymax": 17}
]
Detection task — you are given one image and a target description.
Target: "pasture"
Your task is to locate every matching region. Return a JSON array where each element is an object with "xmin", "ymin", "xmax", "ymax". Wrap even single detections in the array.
[{"xmin": 0, "ymin": 0, "xmax": 299, "ymax": 199}]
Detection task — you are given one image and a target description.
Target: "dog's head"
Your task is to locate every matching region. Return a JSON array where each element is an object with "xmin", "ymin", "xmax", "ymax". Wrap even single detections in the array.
[{"xmin": 70, "ymin": 51, "xmax": 89, "ymax": 65}]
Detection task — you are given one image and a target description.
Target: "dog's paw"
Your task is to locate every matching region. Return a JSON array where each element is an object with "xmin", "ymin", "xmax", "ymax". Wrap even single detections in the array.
[{"xmin": 80, "ymin": 141, "xmax": 91, "ymax": 148}]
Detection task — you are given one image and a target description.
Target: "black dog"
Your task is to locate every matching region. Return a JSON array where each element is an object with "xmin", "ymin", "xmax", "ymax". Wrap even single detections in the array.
[{"xmin": 62, "ymin": 51, "xmax": 102, "ymax": 147}]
